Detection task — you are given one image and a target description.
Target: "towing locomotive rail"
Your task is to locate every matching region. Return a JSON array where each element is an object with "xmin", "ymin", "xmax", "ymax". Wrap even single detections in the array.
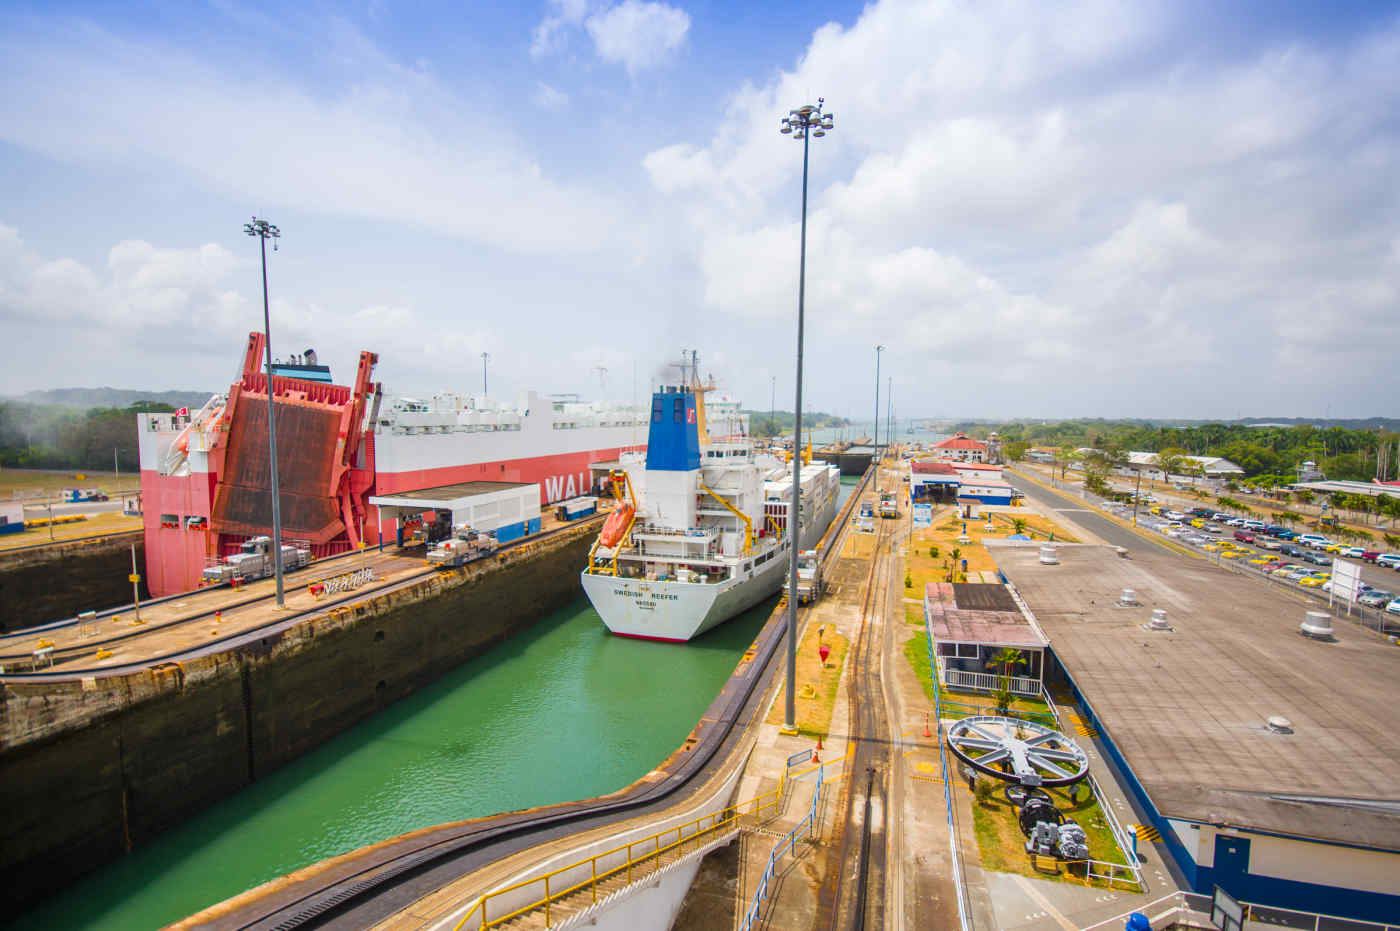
[
  {"xmin": 171, "ymin": 468, "xmax": 872, "ymax": 931},
  {"xmin": 0, "ymin": 512, "xmax": 608, "ymax": 682},
  {"xmin": 818, "ymin": 469, "xmax": 897, "ymax": 930}
]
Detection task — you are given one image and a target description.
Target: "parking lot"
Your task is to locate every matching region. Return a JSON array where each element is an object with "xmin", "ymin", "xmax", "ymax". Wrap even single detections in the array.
[{"xmin": 1107, "ymin": 502, "xmax": 1400, "ymax": 633}]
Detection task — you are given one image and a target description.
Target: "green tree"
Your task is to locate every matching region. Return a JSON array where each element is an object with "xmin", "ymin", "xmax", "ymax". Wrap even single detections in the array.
[{"xmin": 1151, "ymin": 447, "xmax": 1187, "ymax": 481}]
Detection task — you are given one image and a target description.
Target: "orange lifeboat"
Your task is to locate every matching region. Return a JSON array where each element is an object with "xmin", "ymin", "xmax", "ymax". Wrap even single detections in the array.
[{"xmin": 599, "ymin": 503, "xmax": 634, "ymax": 548}]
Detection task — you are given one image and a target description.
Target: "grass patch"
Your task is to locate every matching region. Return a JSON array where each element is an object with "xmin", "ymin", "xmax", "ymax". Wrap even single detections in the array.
[
  {"xmin": 0, "ymin": 469, "xmax": 141, "ymax": 498},
  {"xmin": 0, "ymin": 510, "xmax": 142, "ymax": 551},
  {"xmin": 902, "ymin": 632, "xmax": 1051, "ymax": 720},
  {"xmin": 904, "ymin": 602, "xmax": 924, "ymax": 626},
  {"xmin": 969, "ymin": 780, "xmax": 1133, "ymax": 888},
  {"xmin": 765, "ymin": 625, "xmax": 849, "ymax": 739}
]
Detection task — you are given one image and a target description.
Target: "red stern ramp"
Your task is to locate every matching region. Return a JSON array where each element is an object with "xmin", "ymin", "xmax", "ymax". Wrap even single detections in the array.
[
  {"xmin": 208, "ymin": 332, "xmax": 379, "ymax": 556},
  {"xmin": 210, "ymin": 399, "xmax": 345, "ymax": 544}
]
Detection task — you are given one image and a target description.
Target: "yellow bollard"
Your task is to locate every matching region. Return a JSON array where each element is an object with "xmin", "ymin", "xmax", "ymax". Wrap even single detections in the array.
[{"xmin": 95, "ymin": 648, "xmax": 114, "ymax": 659}]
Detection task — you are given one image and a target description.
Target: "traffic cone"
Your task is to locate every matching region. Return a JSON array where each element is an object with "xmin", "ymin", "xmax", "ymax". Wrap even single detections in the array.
[
  {"xmin": 923, "ymin": 712, "xmax": 932, "ymax": 738},
  {"xmin": 812, "ymin": 747, "xmax": 820, "ymax": 764}
]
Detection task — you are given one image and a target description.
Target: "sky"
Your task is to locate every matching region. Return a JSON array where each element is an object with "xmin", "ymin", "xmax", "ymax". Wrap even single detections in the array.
[{"xmin": 0, "ymin": 0, "xmax": 1397, "ymax": 421}]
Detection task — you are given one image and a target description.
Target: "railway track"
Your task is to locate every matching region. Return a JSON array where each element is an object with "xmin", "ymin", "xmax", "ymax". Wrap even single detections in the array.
[
  {"xmin": 0, "ymin": 516, "xmax": 602, "ymax": 681},
  {"xmin": 819, "ymin": 482, "xmax": 902, "ymax": 930}
]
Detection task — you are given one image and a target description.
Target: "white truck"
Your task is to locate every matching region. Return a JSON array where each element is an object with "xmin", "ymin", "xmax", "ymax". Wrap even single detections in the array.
[
  {"xmin": 201, "ymin": 536, "xmax": 311, "ymax": 584},
  {"xmin": 426, "ymin": 529, "xmax": 498, "ymax": 568},
  {"xmin": 878, "ymin": 493, "xmax": 898, "ymax": 519},
  {"xmin": 789, "ymin": 549, "xmax": 824, "ymax": 604}
]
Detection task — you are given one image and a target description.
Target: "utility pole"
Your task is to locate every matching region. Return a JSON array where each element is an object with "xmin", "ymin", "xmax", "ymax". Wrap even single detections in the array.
[
  {"xmin": 481, "ymin": 352, "xmax": 490, "ymax": 395},
  {"xmin": 244, "ymin": 216, "xmax": 286, "ymax": 608}
]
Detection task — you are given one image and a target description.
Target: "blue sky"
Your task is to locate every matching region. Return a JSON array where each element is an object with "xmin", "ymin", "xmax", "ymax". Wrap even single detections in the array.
[{"xmin": 1, "ymin": 0, "xmax": 1398, "ymax": 420}]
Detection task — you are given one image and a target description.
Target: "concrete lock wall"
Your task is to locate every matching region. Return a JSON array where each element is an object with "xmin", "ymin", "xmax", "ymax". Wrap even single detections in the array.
[
  {"xmin": 0, "ymin": 522, "xmax": 597, "ymax": 914},
  {"xmin": 0, "ymin": 532, "xmax": 148, "ymax": 632}
]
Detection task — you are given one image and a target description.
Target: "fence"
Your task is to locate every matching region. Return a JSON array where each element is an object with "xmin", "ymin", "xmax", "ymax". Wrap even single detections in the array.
[
  {"xmin": 451, "ymin": 787, "xmax": 784, "ymax": 930},
  {"xmin": 1079, "ymin": 889, "xmax": 1400, "ymax": 931},
  {"xmin": 944, "ymin": 667, "xmax": 1041, "ymax": 696},
  {"xmin": 738, "ymin": 762, "xmax": 829, "ymax": 931},
  {"xmin": 923, "ymin": 616, "xmax": 974, "ymax": 931}
]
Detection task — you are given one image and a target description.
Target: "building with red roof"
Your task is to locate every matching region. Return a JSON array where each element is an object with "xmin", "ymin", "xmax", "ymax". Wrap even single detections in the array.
[{"xmin": 931, "ymin": 431, "xmax": 989, "ymax": 463}]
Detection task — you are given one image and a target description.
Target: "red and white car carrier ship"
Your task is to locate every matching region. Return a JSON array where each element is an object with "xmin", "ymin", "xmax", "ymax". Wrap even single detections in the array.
[{"xmin": 137, "ymin": 333, "xmax": 645, "ymax": 596}]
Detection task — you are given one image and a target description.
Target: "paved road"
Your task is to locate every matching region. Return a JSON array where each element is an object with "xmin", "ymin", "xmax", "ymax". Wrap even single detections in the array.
[
  {"xmin": 1004, "ymin": 468, "xmax": 1174, "ymax": 554},
  {"xmin": 23, "ymin": 499, "xmax": 127, "ymax": 516}
]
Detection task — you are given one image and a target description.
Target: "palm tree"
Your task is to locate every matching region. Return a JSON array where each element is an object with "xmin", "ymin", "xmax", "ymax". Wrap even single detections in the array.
[
  {"xmin": 987, "ymin": 647, "xmax": 1026, "ymax": 714},
  {"xmin": 1011, "ymin": 517, "xmax": 1028, "ymax": 535}
]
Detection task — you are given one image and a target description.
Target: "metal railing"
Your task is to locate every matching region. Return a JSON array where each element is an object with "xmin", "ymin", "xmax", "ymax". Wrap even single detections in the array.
[
  {"xmin": 944, "ymin": 667, "xmax": 1041, "ymax": 696},
  {"xmin": 1038, "ymin": 689, "xmax": 1144, "ymax": 891},
  {"xmin": 738, "ymin": 762, "xmax": 830, "ymax": 931},
  {"xmin": 923, "ymin": 617, "xmax": 974, "ymax": 931},
  {"xmin": 451, "ymin": 786, "xmax": 785, "ymax": 930},
  {"xmin": 1079, "ymin": 889, "xmax": 1400, "ymax": 931}
]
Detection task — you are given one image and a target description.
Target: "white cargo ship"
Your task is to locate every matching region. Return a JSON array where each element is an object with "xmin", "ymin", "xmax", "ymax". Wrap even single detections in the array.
[{"xmin": 580, "ymin": 378, "xmax": 839, "ymax": 642}]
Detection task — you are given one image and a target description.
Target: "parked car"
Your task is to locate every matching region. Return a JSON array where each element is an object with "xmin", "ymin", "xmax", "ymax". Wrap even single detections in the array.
[
  {"xmin": 1271, "ymin": 564, "xmax": 1301, "ymax": 577},
  {"xmin": 1202, "ymin": 524, "xmax": 1222, "ymax": 534},
  {"xmin": 1242, "ymin": 519, "xmax": 1267, "ymax": 531},
  {"xmin": 1299, "ymin": 574, "xmax": 1330, "ymax": 588},
  {"xmin": 1323, "ymin": 542, "xmax": 1348, "ymax": 554},
  {"xmin": 1339, "ymin": 546, "xmax": 1365, "ymax": 559},
  {"xmin": 1259, "ymin": 539, "xmax": 1282, "ymax": 551},
  {"xmin": 1280, "ymin": 544, "xmax": 1304, "ymax": 558},
  {"xmin": 1225, "ymin": 518, "xmax": 1247, "ymax": 527},
  {"xmin": 1387, "ymin": 599, "xmax": 1400, "ymax": 615},
  {"xmin": 1296, "ymin": 534, "xmax": 1330, "ymax": 549},
  {"xmin": 1211, "ymin": 511, "xmax": 1231, "ymax": 521},
  {"xmin": 1285, "ymin": 567, "xmax": 1313, "ymax": 581},
  {"xmin": 1303, "ymin": 551, "xmax": 1333, "ymax": 566},
  {"xmin": 1275, "ymin": 529, "xmax": 1298, "ymax": 541},
  {"xmin": 1377, "ymin": 554, "xmax": 1400, "ymax": 569},
  {"xmin": 1357, "ymin": 590, "xmax": 1393, "ymax": 608},
  {"xmin": 1165, "ymin": 509, "xmax": 1186, "ymax": 521},
  {"xmin": 1361, "ymin": 550, "xmax": 1381, "ymax": 563},
  {"xmin": 1233, "ymin": 530, "xmax": 1256, "ymax": 544}
]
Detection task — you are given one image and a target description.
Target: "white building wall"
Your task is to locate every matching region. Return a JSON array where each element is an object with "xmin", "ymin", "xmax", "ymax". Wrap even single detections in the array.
[{"xmin": 1195, "ymin": 824, "xmax": 1400, "ymax": 896}]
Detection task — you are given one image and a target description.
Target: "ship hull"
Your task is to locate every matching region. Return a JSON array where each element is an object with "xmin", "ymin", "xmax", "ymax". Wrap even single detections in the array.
[{"xmin": 582, "ymin": 476, "xmax": 839, "ymax": 642}]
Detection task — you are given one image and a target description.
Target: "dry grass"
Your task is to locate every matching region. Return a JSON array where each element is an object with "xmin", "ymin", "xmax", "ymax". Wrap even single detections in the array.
[
  {"xmin": 0, "ymin": 468, "xmax": 141, "ymax": 498},
  {"xmin": 765, "ymin": 624, "xmax": 849, "ymax": 739},
  {"xmin": 0, "ymin": 511, "xmax": 142, "ymax": 551}
]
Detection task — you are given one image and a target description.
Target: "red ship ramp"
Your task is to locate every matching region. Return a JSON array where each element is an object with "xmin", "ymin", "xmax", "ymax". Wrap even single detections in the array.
[{"xmin": 209, "ymin": 332, "xmax": 379, "ymax": 556}]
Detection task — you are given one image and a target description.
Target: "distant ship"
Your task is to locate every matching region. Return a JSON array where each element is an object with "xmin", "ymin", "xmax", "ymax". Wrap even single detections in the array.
[{"xmin": 580, "ymin": 369, "xmax": 839, "ymax": 642}]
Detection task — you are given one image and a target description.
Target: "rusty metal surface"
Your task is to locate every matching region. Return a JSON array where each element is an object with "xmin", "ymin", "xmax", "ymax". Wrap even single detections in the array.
[{"xmin": 211, "ymin": 398, "xmax": 344, "ymax": 544}]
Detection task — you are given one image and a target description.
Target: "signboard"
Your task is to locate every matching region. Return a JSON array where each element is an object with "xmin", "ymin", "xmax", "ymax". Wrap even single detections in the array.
[
  {"xmin": 1210, "ymin": 884, "xmax": 1243, "ymax": 931},
  {"xmin": 912, "ymin": 503, "xmax": 933, "ymax": 527},
  {"xmin": 1331, "ymin": 559, "xmax": 1362, "ymax": 605}
]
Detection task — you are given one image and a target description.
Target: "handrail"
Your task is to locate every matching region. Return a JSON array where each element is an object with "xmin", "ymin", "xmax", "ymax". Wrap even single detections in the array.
[
  {"xmin": 699, "ymin": 477, "xmax": 754, "ymax": 555},
  {"xmin": 923, "ymin": 624, "xmax": 974, "ymax": 931},
  {"xmin": 738, "ymin": 762, "xmax": 828, "ymax": 931},
  {"xmin": 452, "ymin": 784, "xmax": 786, "ymax": 930}
]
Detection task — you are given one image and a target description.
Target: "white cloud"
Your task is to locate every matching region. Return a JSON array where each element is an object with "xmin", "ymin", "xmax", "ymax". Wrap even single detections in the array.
[
  {"xmin": 532, "ymin": 81, "xmax": 569, "ymax": 110},
  {"xmin": 531, "ymin": 0, "xmax": 590, "ymax": 59},
  {"xmin": 585, "ymin": 1, "xmax": 690, "ymax": 74}
]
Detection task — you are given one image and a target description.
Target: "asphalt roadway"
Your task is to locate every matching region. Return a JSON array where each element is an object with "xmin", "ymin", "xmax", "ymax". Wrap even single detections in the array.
[{"xmin": 1002, "ymin": 468, "xmax": 1163, "ymax": 553}]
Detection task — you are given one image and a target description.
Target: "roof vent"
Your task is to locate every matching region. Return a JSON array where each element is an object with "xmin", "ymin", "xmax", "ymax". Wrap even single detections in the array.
[
  {"xmin": 1145, "ymin": 608, "xmax": 1172, "ymax": 632},
  {"xmin": 1267, "ymin": 716, "xmax": 1294, "ymax": 735},
  {"xmin": 1038, "ymin": 545, "xmax": 1059, "ymax": 566},
  {"xmin": 1117, "ymin": 588, "xmax": 1139, "ymax": 607},
  {"xmin": 1299, "ymin": 611, "xmax": 1334, "ymax": 640}
]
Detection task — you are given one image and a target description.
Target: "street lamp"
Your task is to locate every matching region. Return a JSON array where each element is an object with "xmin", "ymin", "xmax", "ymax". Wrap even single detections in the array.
[
  {"xmin": 481, "ymin": 352, "xmax": 490, "ymax": 395},
  {"xmin": 244, "ymin": 217, "xmax": 286, "ymax": 608},
  {"xmin": 874, "ymin": 344, "xmax": 885, "ymax": 485},
  {"xmin": 779, "ymin": 98, "xmax": 834, "ymax": 734}
]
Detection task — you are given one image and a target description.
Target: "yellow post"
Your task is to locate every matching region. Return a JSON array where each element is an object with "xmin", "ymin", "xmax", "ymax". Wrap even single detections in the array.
[
  {"xmin": 592, "ymin": 857, "xmax": 597, "ymax": 904},
  {"xmin": 544, "ymin": 874, "xmax": 550, "ymax": 928}
]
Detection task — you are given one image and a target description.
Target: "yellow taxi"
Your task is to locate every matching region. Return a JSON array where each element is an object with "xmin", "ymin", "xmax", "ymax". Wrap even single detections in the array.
[
  {"xmin": 1248, "ymin": 556, "xmax": 1273, "ymax": 566},
  {"xmin": 1204, "ymin": 543, "xmax": 1222, "ymax": 552},
  {"xmin": 1220, "ymin": 549, "xmax": 1246, "ymax": 559},
  {"xmin": 1323, "ymin": 543, "xmax": 1347, "ymax": 554},
  {"xmin": 1190, "ymin": 518, "xmax": 1206, "ymax": 529},
  {"xmin": 1299, "ymin": 574, "xmax": 1330, "ymax": 587}
]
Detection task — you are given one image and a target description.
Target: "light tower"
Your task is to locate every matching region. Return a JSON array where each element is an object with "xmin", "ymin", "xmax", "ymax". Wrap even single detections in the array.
[
  {"xmin": 243, "ymin": 216, "xmax": 286, "ymax": 607},
  {"xmin": 778, "ymin": 98, "xmax": 834, "ymax": 734}
]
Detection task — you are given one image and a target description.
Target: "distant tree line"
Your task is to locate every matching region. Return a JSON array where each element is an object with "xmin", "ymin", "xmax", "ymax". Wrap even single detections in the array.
[
  {"xmin": 964, "ymin": 420, "xmax": 1399, "ymax": 482},
  {"xmin": 0, "ymin": 401, "xmax": 175, "ymax": 472},
  {"xmin": 744, "ymin": 410, "xmax": 851, "ymax": 439}
]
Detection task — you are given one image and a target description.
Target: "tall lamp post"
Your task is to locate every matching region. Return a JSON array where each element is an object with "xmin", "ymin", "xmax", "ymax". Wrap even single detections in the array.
[
  {"xmin": 481, "ymin": 352, "xmax": 490, "ymax": 395},
  {"xmin": 779, "ymin": 98, "xmax": 833, "ymax": 734},
  {"xmin": 873, "ymin": 344, "xmax": 885, "ymax": 489},
  {"xmin": 769, "ymin": 375, "xmax": 777, "ymax": 443},
  {"xmin": 244, "ymin": 217, "xmax": 286, "ymax": 608}
]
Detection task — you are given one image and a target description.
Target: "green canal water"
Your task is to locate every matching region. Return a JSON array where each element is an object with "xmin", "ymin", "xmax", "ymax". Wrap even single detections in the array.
[{"xmin": 16, "ymin": 476, "xmax": 859, "ymax": 930}]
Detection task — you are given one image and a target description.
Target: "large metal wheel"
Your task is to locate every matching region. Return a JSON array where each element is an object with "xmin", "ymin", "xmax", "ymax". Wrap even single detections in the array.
[{"xmin": 946, "ymin": 715, "xmax": 1089, "ymax": 787}]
